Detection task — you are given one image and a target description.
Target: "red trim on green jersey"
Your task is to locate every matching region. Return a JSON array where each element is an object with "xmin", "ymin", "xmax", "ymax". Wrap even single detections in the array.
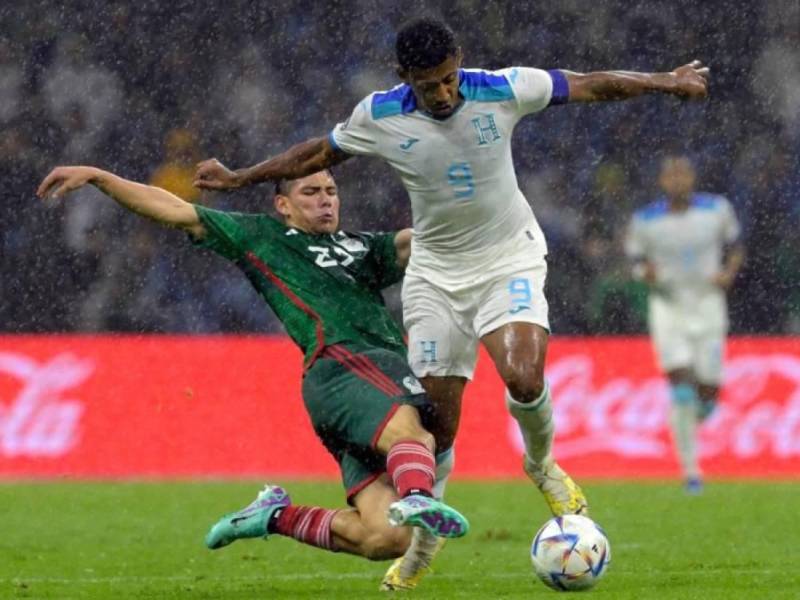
[
  {"xmin": 370, "ymin": 403, "xmax": 401, "ymax": 450},
  {"xmin": 337, "ymin": 346, "xmax": 404, "ymax": 396},
  {"xmin": 245, "ymin": 251, "xmax": 325, "ymax": 368},
  {"xmin": 323, "ymin": 345, "xmax": 403, "ymax": 398},
  {"xmin": 346, "ymin": 471, "xmax": 383, "ymax": 505}
]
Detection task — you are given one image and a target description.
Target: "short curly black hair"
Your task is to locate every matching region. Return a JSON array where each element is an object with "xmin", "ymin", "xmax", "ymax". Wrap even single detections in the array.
[{"xmin": 396, "ymin": 18, "xmax": 457, "ymax": 71}]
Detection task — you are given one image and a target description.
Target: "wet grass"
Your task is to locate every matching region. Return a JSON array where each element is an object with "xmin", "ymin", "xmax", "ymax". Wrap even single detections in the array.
[{"xmin": 1, "ymin": 480, "xmax": 799, "ymax": 598}]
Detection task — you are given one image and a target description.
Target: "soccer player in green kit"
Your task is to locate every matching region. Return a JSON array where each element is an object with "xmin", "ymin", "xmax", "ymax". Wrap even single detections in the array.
[{"xmin": 36, "ymin": 165, "xmax": 469, "ymax": 562}]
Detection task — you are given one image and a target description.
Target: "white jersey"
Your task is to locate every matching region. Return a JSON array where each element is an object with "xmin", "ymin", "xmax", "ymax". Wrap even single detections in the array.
[
  {"xmin": 625, "ymin": 193, "xmax": 741, "ymax": 326},
  {"xmin": 330, "ymin": 67, "xmax": 568, "ymax": 289}
]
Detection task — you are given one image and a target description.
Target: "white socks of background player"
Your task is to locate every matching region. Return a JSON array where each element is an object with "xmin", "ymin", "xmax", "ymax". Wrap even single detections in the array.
[
  {"xmin": 506, "ymin": 382, "xmax": 555, "ymax": 467},
  {"xmin": 670, "ymin": 383, "xmax": 700, "ymax": 480},
  {"xmin": 397, "ymin": 448, "xmax": 455, "ymax": 577}
]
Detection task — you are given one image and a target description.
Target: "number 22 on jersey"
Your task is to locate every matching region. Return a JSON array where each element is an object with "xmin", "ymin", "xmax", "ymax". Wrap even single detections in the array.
[{"xmin": 308, "ymin": 245, "xmax": 355, "ymax": 268}]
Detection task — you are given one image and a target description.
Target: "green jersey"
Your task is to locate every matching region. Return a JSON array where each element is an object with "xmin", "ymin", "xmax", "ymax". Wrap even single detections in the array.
[{"xmin": 193, "ymin": 206, "xmax": 407, "ymax": 366}]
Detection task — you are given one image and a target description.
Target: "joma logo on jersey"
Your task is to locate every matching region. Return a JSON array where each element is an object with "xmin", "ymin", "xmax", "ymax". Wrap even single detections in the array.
[
  {"xmin": 399, "ymin": 138, "xmax": 420, "ymax": 151},
  {"xmin": 471, "ymin": 113, "xmax": 501, "ymax": 146}
]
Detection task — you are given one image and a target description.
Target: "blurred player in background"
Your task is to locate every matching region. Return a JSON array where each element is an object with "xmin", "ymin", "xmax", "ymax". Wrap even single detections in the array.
[
  {"xmin": 625, "ymin": 156, "xmax": 744, "ymax": 494},
  {"xmin": 36, "ymin": 166, "xmax": 469, "ymax": 564},
  {"xmin": 194, "ymin": 18, "xmax": 710, "ymax": 589}
]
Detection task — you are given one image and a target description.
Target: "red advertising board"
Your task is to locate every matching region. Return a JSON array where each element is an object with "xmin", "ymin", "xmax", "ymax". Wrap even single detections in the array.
[{"xmin": 1, "ymin": 336, "xmax": 798, "ymax": 479}]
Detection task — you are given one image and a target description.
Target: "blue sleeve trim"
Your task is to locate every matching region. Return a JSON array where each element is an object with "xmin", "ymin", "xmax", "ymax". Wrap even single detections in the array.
[
  {"xmin": 690, "ymin": 193, "xmax": 720, "ymax": 211},
  {"xmin": 459, "ymin": 69, "xmax": 515, "ymax": 102},
  {"xmin": 328, "ymin": 129, "xmax": 345, "ymax": 154},
  {"xmin": 636, "ymin": 199, "xmax": 669, "ymax": 221},
  {"xmin": 371, "ymin": 85, "xmax": 417, "ymax": 119},
  {"xmin": 547, "ymin": 69, "xmax": 569, "ymax": 105}
]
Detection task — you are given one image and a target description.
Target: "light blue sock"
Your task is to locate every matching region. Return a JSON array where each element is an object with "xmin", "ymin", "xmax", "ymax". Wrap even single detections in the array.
[{"xmin": 670, "ymin": 383, "xmax": 700, "ymax": 479}]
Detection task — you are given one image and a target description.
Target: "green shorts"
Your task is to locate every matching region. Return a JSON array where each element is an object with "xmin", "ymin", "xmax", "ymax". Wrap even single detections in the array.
[{"xmin": 302, "ymin": 344, "xmax": 430, "ymax": 504}]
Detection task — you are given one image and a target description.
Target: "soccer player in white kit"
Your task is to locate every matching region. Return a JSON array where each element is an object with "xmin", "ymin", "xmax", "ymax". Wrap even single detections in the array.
[
  {"xmin": 195, "ymin": 18, "xmax": 710, "ymax": 590},
  {"xmin": 625, "ymin": 156, "xmax": 744, "ymax": 494}
]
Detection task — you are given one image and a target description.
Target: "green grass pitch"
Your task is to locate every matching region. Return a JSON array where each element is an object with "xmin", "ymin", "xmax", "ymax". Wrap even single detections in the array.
[{"xmin": 2, "ymin": 480, "xmax": 799, "ymax": 599}]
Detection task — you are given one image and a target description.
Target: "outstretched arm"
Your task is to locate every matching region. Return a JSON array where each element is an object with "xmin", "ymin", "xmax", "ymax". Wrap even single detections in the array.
[
  {"xmin": 194, "ymin": 136, "xmax": 350, "ymax": 192},
  {"xmin": 37, "ymin": 166, "xmax": 206, "ymax": 238},
  {"xmin": 564, "ymin": 60, "xmax": 709, "ymax": 103}
]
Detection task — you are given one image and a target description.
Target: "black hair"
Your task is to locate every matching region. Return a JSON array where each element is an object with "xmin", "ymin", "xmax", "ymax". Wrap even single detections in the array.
[
  {"xmin": 274, "ymin": 179, "xmax": 294, "ymax": 196},
  {"xmin": 274, "ymin": 169, "xmax": 334, "ymax": 197},
  {"xmin": 395, "ymin": 18, "xmax": 457, "ymax": 71}
]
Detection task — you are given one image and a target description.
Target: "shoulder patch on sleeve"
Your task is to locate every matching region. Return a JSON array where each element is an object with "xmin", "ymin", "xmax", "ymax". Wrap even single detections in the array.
[
  {"xmin": 690, "ymin": 193, "xmax": 722, "ymax": 211},
  {"xmin": 635, "ymin": 199, "xmax": 669, "ymax": 221},
  {"xmin": 371, "ymin": 84, "xmax": 418, "ymax": 119},
  {"xmin": 458, "ymin": 69, "xmax": 515, "ymax": 102}
]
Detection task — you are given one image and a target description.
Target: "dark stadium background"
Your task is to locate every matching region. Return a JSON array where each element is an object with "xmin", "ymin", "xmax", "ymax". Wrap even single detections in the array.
[{"xmin": 2, "ymin": 0, "xmax": 798, "ymax": 336}]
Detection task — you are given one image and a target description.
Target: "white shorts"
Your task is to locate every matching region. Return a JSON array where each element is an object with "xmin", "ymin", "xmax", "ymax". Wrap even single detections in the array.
[
  {"xmin": 648, "ymin": 294, "xmax": 727, "ymax": 385},
  {"xmin": 403, "ymin": 259, "xmax": 549, "ymax": 379}
]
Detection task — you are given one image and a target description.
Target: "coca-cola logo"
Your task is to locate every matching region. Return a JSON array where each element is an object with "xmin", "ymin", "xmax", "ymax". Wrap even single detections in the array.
[
  {"xmin": 0, "ymin": 352, "xmax": 93, "ymax": 457},
  {"xmin": 508, "ymin": 353, "xmax": 800, "ymax": 461}
]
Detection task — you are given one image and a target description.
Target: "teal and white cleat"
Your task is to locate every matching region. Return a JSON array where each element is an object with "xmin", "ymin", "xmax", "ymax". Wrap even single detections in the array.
[
  {"xmin": 205, "ymin": 485, "xmax": 291, "ymax": 550},
  {"xmin": 387, "ymin": 495, "xmax": 469, "ymax": 539}
]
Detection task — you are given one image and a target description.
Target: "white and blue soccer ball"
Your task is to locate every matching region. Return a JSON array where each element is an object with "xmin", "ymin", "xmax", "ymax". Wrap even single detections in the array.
[{"xmin": 530, "ymin": 514, "xmax": 611, "ymax": 591}]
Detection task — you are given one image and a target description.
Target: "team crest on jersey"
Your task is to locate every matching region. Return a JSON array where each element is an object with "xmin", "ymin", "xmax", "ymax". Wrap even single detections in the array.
[
  {"xmin": 402, "ymin": 375, "xmax": 425, "ymax": 395},
  {"xmin": 337, "ymin": 236, "xmax": 367, "ymax": 254},
  {"xmin": 472, "ymin": 113, "xmax": 501, "ymax": 146}
]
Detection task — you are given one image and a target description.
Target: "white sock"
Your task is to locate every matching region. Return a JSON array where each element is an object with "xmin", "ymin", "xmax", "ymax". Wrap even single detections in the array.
[
  {"xmin": 506, "ymin": 383, "xmax": 554, "ymax": 466},
  {"xmin": 432, "ymin": 447, "xmax": 454, "ymax": 500},
  {"xmin": 670, "ymin": 383, "xmax": 700, "ymax": 479},
  {"xmin": 400, "ymin": 528, "xmax": 440, "ymax": 576},
  {"xmin": 396, "ymin": 447, "xmax": 455, "ymax": 575}
]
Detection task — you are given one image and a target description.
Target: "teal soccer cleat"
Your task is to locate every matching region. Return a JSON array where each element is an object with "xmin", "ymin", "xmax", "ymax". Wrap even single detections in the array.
[
  {"xmin": 205, "ymin": 485, "xmax": 291, "ymax": 549},
  {"xmin": 387, "ymin": 495, "xmax": 469, "ymax": 539}
]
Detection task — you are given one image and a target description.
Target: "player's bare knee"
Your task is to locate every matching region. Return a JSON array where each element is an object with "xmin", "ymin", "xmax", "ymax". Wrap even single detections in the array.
[
  {"xmin": 504, "ymin": 365, "xmax": 545, "ymax": 403},
  {"xmin": 362, "ymin": 527, "xmax": 411, "ymax": 560},
  {"xmin": 378, "ymin": 406, "xmax": 435, "ymax": 452}
]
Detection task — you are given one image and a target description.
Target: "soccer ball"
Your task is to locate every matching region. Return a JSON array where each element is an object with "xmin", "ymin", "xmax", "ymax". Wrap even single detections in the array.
[{"xmin": 530, "ymin": 514, "xmax": 611, "ymax": 591}]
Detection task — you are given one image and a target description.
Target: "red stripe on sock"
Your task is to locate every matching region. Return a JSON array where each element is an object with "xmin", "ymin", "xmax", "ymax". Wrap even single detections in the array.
[
  {"xmin": 275, "ymin": 505, "xmax": 339, "ymax": 551},
  {"xmin": 386, "ymin": 439, "xmax": 435, "ymax": 498}
]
